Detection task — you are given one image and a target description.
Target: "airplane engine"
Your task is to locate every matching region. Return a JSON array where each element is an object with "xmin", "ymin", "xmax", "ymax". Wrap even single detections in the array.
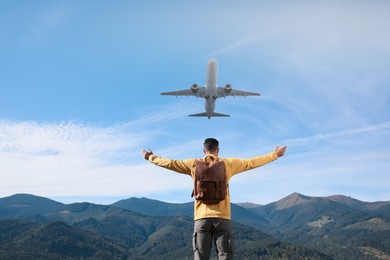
[
  {"xmin": 224, "ymin": 84, "xmax": 232, "ymax": 94},
  {"xmin": 191, "ymin": 84, "xmax": 199, "ymax": 94}
]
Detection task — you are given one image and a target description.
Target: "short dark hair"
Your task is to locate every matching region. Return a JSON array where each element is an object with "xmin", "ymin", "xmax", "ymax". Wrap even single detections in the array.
[{"xmin": 203, "ymin": 138, "xmax": 219, "ymax": 152}]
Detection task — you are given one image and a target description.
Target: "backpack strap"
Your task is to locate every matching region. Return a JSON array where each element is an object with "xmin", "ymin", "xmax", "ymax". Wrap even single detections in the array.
[{"xmin": 191, "ymin": 158, "xmax": 204, "ymax": 199}]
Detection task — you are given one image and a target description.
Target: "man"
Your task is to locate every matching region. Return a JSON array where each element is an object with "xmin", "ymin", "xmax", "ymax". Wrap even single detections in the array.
[{"xmin": 141, "ymin": 138, "xmax": 287, "ymax": 260}]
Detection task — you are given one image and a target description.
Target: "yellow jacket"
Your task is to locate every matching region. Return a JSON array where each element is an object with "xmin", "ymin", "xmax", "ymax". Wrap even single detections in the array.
[{"xmin": 148, "ymin": 152, "xmax": 278, "ymax": 220}]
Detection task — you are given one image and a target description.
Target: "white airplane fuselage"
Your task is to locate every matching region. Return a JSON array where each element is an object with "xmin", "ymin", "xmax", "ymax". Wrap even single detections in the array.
[
  {"xmin": 160, "ymin": 59, "xmax": 260, "ymax": 118},
  {"xmin": 204, "ymin": 59, "xmax": 218, "ymax": 118}
]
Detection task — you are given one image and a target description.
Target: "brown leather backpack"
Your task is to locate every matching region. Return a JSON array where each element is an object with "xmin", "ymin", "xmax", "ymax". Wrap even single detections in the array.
[{"xmin": 191, "ymin": 159, "xmax": 227, "ymax": 204}]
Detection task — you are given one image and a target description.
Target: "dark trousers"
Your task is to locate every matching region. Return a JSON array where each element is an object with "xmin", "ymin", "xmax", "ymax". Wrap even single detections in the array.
[{"xmin": 193, "ymin": 218, "xmax": 234, "ymax": 260}]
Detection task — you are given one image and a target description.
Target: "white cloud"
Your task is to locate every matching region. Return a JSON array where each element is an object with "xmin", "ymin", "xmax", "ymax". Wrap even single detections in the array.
[{"xmin": 0, "ymin": 101, "xmax": 195, "ymax": 199}]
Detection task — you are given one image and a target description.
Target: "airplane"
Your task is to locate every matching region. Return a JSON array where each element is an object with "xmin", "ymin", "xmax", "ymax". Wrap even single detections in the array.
[{"xmin": 161, "ymin": 59, "xmax": 260, "ymax": 119}]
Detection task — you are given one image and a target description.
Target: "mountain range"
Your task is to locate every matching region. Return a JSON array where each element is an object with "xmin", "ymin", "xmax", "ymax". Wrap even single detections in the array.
[{"xmin": 0, "ymin": 192, "xmax": 389, "ymax": 259}]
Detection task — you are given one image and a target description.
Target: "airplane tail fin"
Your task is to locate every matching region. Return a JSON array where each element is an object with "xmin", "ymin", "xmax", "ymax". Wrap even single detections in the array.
[{"xmin": 189, "ymin": 112, "xmax": 230, "ymax": 118}]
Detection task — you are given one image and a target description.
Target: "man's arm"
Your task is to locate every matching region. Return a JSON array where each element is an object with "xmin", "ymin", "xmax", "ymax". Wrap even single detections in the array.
[
  {"xmin": 227, "ymin": 145, "xmax": 287, "ymax": 175},
  {"xmin": 141, "ymin": 149, "xmax": 193, "ymax": 175}
]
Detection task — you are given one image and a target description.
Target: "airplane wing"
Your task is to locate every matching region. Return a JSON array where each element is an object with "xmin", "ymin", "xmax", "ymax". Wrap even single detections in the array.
[
  {"xmin": 161, "ymin": 87, "xmax": 205, "ymax": 97},
  {"xmin": 217, "ymin": 87, "xmax": 260, "ymax": 98}
]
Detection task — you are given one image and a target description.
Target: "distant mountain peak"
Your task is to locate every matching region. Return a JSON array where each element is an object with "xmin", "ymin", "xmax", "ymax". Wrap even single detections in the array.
[
  {"xmin": 327, "ymin": 194, "xmax": 390, "ymax": 210},
  {"xmin": 274, "ymin": 192, "xmax": 311, "ymax": 210},
  {"xmin": 0, "ymin": 193, "xmax": 64, "ymax": 207},
  {"xmin": 0, "ymin": 193, "xmax": 65, "ymax": 219}
]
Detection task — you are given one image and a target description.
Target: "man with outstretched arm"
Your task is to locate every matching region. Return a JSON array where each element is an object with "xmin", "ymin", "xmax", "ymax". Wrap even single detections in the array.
[{"xmin": 141, "ymin": 138, "xmax": 287, "ymax": 260}]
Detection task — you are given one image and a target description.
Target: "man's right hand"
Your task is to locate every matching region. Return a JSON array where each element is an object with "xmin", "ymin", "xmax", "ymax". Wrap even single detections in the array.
[{"xmin": 141, "ymin": 149, "xmax": 153, "ymax": 160}]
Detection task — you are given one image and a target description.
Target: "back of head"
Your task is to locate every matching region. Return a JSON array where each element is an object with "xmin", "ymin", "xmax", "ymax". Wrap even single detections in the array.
[{"xmin": 204, "ymin": 138, "xmax": 219, "ymax": 153}]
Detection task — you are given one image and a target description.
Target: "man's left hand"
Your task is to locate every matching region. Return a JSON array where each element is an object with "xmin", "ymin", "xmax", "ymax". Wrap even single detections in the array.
[{"xmin": 274, "ymin": 145, "xmax": 287, "ymax": 157}]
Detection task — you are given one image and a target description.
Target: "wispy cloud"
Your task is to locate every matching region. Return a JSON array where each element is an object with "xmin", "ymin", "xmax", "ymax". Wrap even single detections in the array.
[
  {"xmin": 0, "ymin": 101, "xmax": 197, "ymax": 199},
  {"xmin": 205, "ymin": 35, "xmax": 259, "ymax": 59},
  {"xmin": 0, "ymin": 120, "xmax": 139, "ymax": 162},
  {"xmin": 204, "ymin": 9, "xmax": 338, "ymax": 59},
  {"xmin": 284, "ymin": 121, "xmax": 390, "ymax": 147}
]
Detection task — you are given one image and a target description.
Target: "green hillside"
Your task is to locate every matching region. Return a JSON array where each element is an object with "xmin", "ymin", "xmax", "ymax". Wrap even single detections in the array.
[
  {"xmin": 0, "ymin": 194, "xmax": 331, "ymax": 259},
  {"xmin": 1, "ymin": 193, "xmax": 389, "ymax": 259}
]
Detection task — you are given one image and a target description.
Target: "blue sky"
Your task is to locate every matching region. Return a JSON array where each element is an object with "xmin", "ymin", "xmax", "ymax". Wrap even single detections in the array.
[{"xmin": 0, "ymin": 1, "xmax": 389, "ymax": 205}]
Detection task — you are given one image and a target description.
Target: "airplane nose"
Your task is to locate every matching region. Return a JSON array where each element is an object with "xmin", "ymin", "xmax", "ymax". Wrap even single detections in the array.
[{"xmin": 207, "ymin": 60, "xmax": 217, "ymax": 71}]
